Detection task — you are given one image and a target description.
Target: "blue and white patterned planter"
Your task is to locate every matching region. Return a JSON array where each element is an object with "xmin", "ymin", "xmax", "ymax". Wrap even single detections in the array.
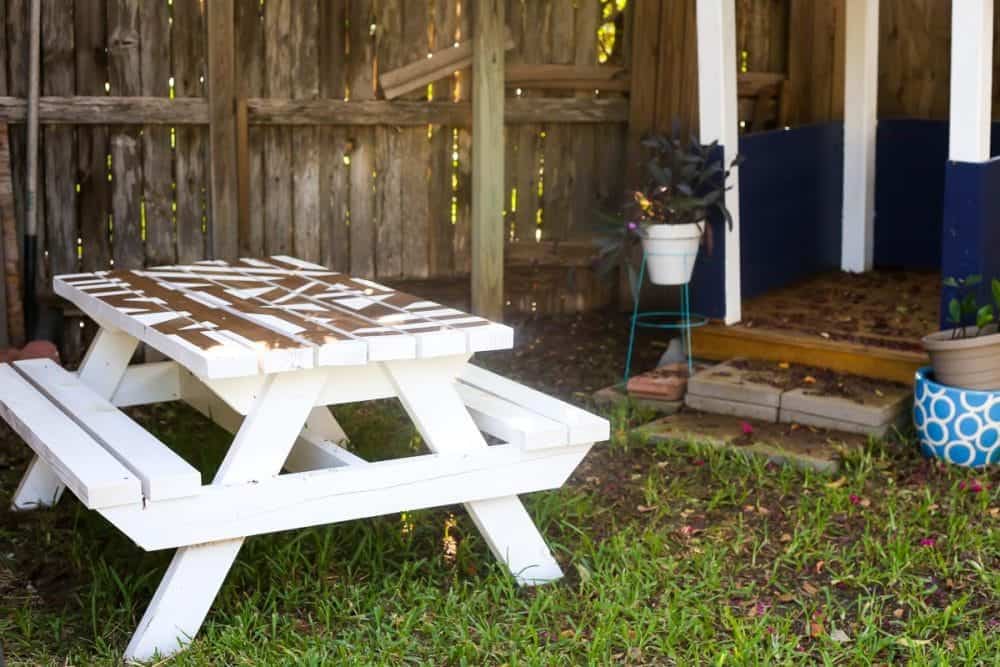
[{"xmin": 914, "ymin": 367, "xmax": 1000, "ymax": 468}]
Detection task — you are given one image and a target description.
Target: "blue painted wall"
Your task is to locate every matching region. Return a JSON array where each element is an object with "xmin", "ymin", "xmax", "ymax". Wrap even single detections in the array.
[
  {"xmin": 874, "ymin": 119, "xmax": 1000, "ymax": 270},
  {"xmin": 940, "ymin": 157, "xmax": 1000, "ymax": 328},
  {"xmin": 874, "ymin": 120, "xmax": 948, "ymax": 269},
  {"xmin": 691, "ymin": 124, "xmax": 845, "ymax": 318},
  {"xmin": 738, "ymin": 123, "xmax": 843, "ymax": 300}
]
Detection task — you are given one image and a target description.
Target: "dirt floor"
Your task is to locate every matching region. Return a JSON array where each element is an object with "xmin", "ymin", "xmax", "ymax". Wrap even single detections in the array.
[
  {"xmin": 473, "ymin": 309, "xmax": 666, "ymax": 401},
  {"xmin": 726, "ymin": 358, "xmax": 907, "ymax": 405},
  {"xmin": 737, "ymin": 269, "xmax": 940, "ymax": 352}
]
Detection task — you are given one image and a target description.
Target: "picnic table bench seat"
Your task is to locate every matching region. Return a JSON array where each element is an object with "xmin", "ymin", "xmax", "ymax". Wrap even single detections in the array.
[{"xmin": 0, "ymin": 360, "xmax": 201, "ymax": 509}]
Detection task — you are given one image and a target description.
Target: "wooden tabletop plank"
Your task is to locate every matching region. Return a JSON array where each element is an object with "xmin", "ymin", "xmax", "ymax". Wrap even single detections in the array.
[{"xmin": 55, "ymin": 257, "xmax": 514, "ymax": 377}]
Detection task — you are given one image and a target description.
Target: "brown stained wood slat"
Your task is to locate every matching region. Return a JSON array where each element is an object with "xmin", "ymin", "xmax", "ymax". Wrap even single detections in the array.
[
  {"xmin": 262, "ymin": 0, "xmax": 292, "ymax": 256},
  {"xmin": 41, "ymin": 0, "xmax": 77, "ymax": 294},
  {"xmin": 626, "ymin": 0, "xmax": 660, "ymax": 188},
  {"xmin": 236, "ymin": 0, "xmax": 265, "ymax": 257},
  {"xmin": 108, "ymin": 0, "xmax": 143, "ymax": 271},
  {"xmin": 540, "ymin": 0, "xmax": 575, "ymax": 244},
  {"xmin": 290, "ymin": 0, "xmax": 320, "ymax": 264},
  {"xmin": 5, "ymin": 0, "xmax": 32, "ymax": 267},
  {"xmin": 172, "ymin": 0, "xmax": 208, "ymax": 263},
  {"xmin": 206, "ymin": 0, "xmax": 239, "ymax": 261},
  {"xmin": 400, "ymin": 0, "xmax": 431, "ymax": 280},
  {"xmin": 348, "ymin": 0, "xmax": 376, "ymax": 279},
  {"xmin": 317, "ymin": 0, "xmax": 348, "ymax": 272},
  {"xmin": 374, "ymin": 0, "xmax": 404, "ymax": 280},
  {"xmin": 0, "ymin": 96, "xmax": 630, "ymax": 125},
  {"xmin": 427, "ymin": 0, "xmax": 456, "ymax": 277},
  {"xmin": 140, "ymin": 0, "xmax": 174, "ymax": 266},
  {"xmin": 571, "ymin": 1, "xmax": 599, "ymax": 244},
  {"xmin": 75, "ymin": 0, "xmax": 111, "ymax": 274},
  {"xmin": 0, "ymin": 126, "xmax": 23, "ymax": 346}
]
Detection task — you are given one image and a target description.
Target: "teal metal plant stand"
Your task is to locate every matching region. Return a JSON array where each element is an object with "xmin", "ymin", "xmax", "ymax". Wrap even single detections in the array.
[{"xmin": 623, "ymin": 251, "xmax": 707, "ymax": 384}]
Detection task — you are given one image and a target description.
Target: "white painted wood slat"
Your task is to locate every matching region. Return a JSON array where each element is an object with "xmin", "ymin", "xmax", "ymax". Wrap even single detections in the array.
[
  {"xmin": 459, "ymin": 365, "xmax": 610, "ymax": 444},
  {"xmin": 14, "ymin": 359, "xmax": 202, "ymax": 501},
  {"xmin": 0, "ymin": 364, "xmax": 142, "ymax": 509}
]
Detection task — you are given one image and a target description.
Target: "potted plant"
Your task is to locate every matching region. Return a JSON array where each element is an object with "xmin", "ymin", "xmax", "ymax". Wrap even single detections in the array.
[
  {"xmin": 593, "ymin": 131, "xmax": 740, "ymax": 292},
  {"xmin": 914, "ymin": 274, "xmax": 1000, "ymax": 468},
  {"xmin": 921, "ymin": 274, "xmax": 1000, "ymax": 390}
]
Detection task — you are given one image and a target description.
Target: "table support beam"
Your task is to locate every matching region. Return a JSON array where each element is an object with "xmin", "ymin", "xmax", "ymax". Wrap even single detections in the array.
[
  {"xmin": 124, "ymin": 367, "xmax": 329, "ymax": 661},
  {"xmin": 383, "ymin": 356, "xmax": 563, "ymax": 585}
]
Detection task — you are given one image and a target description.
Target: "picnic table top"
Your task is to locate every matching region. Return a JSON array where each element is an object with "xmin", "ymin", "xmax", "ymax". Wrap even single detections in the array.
[{"xmin": 54, "ymin": 256, "xmax": 513, "ymax": 379}]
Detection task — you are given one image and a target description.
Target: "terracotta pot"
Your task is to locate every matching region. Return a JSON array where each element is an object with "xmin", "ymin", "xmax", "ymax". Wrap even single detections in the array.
[
  {"xmin": 922, "ymin": 326, "xmax": 1000, "ymax": 390},
  {"xmin": 640, "ymin": 222, "xmax": 702, "ymax": 285}
]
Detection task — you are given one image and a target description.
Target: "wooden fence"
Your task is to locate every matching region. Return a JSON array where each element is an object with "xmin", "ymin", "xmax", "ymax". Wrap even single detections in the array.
[
  {"xmin": 0, "ymin": 1, "xmax": 628, "ymax": 330},
  {"xmin": 3, "ymin": 0, "xmax": 1000, "ymax": 360}
]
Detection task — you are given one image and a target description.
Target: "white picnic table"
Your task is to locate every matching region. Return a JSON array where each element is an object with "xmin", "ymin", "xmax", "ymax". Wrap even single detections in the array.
[{"xmin": 0, "ymin": 256, "xmax": 608, "ymax": 661}]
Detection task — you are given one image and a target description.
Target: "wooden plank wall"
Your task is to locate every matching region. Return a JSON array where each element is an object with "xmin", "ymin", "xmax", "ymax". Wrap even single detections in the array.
[{"xmin": 0, "ymin": 0, "xmax": 631, "ymax": 361}]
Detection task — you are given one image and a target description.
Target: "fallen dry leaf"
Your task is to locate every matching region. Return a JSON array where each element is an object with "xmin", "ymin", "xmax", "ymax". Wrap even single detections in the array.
[
  {"xmin": 780, "ymin": 533, "xmax": 792, "ymax": 542},
  {"xmin": 809, "ymin": 621, "xmax": 825, "ymax": 637},
  {"xmin": 825, "ymin": 476, "xmax": 847, "ymax": 489},
  {"xmin": 777, "ymin": 592, "xmax": 796, "ymax": 602},
  {"xmin": 815, "ymin": 560, "xmax": 826, "ymax": 574},
  {"xmin": 893, "ymin": 608, "xmax": 905, "ymax": 618},
  {"xmin": 636, "ymin": 505, "xmax": 657, "ymax": 513},
  {"xmin": 829, "ymin": 628, "xmax": 851, "ymax": 643},
  {"xmin": 802, "ymin": 582, "xmax": 819, "ymax": 596},
  {"xmin": 559, "ymin": 629, "xmax": 575, "ymax": 639},
  {"xmin": 804, "ymin": 375, "xmax": 817, "ymax": 384}
]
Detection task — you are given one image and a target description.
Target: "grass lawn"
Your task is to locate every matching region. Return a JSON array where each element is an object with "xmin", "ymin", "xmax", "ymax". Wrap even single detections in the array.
[{"xmin": 0, "ymin": 394, "xmax": 997, "ymax": 666}]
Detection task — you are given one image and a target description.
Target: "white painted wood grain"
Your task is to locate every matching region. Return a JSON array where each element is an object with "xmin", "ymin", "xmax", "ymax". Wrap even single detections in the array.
[
  {"xmin": 383, "ymin": 356, "xmax": 565, "ymax": 585},
  {"xmin": 101, "ymin": 443, "xmax": 589, "ymax": 550},
  {"xmin": 456, "ymin": 383, "xmax": 568, "ymax": 449},
  {"xmin": 949, "ymin": 0, "xmax": 994, "ymax": 162},
  {"xmin": 0, "ymin": 364, "xmax": 141, "ymax": 509},
  {"xmin": 111, "ymin": 361, "xmax": 182, "ymax": 407},
  {"xmin": 14, "ymin": 359, "xmax": 201, "ymax": 501},
  {"xmin": 841, "ymin": 0, "xmax": 879, "ymax": 273},
  {"xmin": 458, "ymin": 365, "xmax": 609, "ymax": 444},
  {"xmin": 123, "ymin": 367, "xmax": 329, "ymax": 661}
]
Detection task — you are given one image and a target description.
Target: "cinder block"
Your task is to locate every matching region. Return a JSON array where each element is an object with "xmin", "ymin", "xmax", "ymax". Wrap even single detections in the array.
[
  {"xmin": 685, "ymin": 393, "xmax": 779, "ymax": 422},
  {"xmin": 687, "ymin": 361, "xmax": 782, "ymax": 408},
  {"xmin": 780, "ymin": 386, "xmax": 910, "ymax": 427}
]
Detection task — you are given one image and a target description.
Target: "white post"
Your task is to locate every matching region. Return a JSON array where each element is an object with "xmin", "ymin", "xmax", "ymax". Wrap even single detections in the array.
[
  {"xmin": 696, "ymin": 0, "xmax": 741, "ymax": 324},
  {"xmin": 841, "ymin": 0, "xmax": 879, "ymax": 273},
  {"xmin": 949, "ymin": 0, "xmax": 994, "ymax": 162}
]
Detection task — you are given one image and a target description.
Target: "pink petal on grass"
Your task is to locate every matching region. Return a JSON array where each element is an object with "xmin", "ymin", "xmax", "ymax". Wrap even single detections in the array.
[
  {"xmin": 919, "ymin": 537, "xmax": 936, "ymax": 548},
  {"xmin": 741, "ymin": 421, "xmax": 754, "ymax": 435},
  {"xmin": 849, "ymin": 494, "xmax": 861, "ymax": 505}
]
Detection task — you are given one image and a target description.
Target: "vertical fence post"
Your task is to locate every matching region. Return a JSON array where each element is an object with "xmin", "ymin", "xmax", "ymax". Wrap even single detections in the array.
[
  {"xmin": 471, "ymin": 0, "xmax": 505, "ymax": 321},
  {"xmin": 207, "ymin": 0, "xmax": 239, "ymax": 261}
]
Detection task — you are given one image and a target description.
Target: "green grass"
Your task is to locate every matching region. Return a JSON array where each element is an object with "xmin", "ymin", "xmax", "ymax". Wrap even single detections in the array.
[{"xmin": 0, "ymin": 400, "xmax": 997, "ymax": 665}]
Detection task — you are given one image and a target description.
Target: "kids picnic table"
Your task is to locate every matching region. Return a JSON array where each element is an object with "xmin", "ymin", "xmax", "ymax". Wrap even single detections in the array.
[{"xmin": 0, "ymin": 256, "xmax": 608, "ymax": 661}]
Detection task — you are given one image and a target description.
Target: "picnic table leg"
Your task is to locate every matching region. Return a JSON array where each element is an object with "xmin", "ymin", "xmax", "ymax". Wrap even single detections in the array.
[
  {"xmin": 124, "ymin": 368, "xmax": 328, "ymax": 662},
  {"xmin": 10, "ymin": 328, "xmax": 138, "ymax": 510},
  {"xmin": 383, "ymin": 357, "xmax": 564, "ymax": 585}
]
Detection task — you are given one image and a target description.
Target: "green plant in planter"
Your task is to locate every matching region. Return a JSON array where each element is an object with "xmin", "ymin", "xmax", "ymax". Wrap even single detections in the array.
[
  {"xmin": 592, "ymin": 128, "xmax": 740, "ymax": 295},
  {"xmin": 942, "ymin": 274, "xmax": 1000, "ymax": 338}
]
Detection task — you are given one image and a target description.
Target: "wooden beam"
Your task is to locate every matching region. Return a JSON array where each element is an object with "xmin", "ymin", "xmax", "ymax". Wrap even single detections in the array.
[
  {"xmin": 505, "ymin": 64, "xmax": 629, "ymax": 91},
  {"xmin": 841, "ymin": 0, "xmax": 878, "ymax": 273},
  {"xmin": 379, "ymin": 29, "xmax": 515, "ymax": 100},
  {"xmin": 626, "ymin": 0, "xmax": 661, "ymax": 188},
  {"xmin": 696, "ymin": 0, "xmax": 741, "ymax": 325},
  {"xmin": 206, "ymin": 0, "xmax": 238, "ymax": 261},
  {"xmin": 949, "ymin": 0, "xmax": 993, "ymax": 162},
  {"xmin": 471, "ymin": 0, "xmax": 505, "ymax": 321},
  {"xmin": 0, "ymin": 96, "xmax": 628, "ymax": 126}
]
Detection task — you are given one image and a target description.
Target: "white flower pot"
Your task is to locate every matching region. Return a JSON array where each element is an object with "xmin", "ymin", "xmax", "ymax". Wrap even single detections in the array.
[{"xmin": 640, "ymin": 223, "xmax": 703, "ymax": 285}]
